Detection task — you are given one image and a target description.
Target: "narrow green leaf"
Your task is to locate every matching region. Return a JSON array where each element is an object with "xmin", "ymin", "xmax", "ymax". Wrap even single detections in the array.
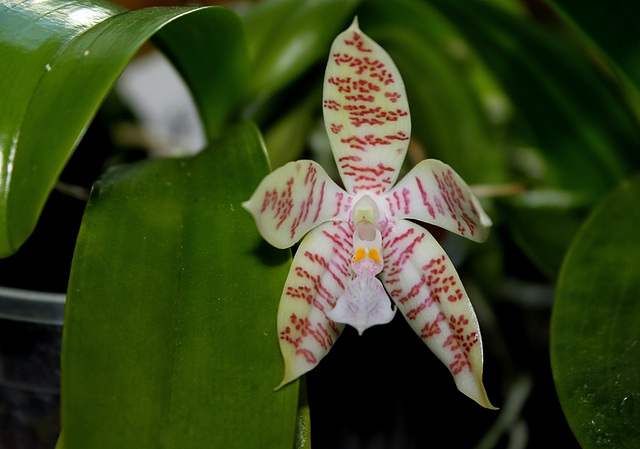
[
  {"xmin": 0, "ymin": 0, "xmax": 122, "ymax": 255},
  {"xmin": 551, "ymin": 175, "xmax": 640, "ymax": 448},
  {"xmin": 60, "ymin": 122, "xmax": 297, "ymax": 448},
  {"xmin": 545, "ymin": 0, "xmax": 640, "ymax": 143},
  {"xmin": 0, "ymin": 0, "xmax": 248, "ymax": 256}
]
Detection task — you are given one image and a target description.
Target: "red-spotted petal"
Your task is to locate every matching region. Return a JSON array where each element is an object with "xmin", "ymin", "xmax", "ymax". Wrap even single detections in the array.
[
  {"xmin": 381, "ymin": 159, "xmax": 492, "ymax": 242},
  {"xmin": 323, "ymin": 18, "xmax": 411, "ymax": 196},
  {"xmin": 276, "ymin": 221, "xmax": 353, "ymax": 387},
  {"xmin": 380, "ymin": 219, "xmax": 495, "ymax": 408},
  {"xmin": 243, "ymin": 160, "xmax": 353, "ymax": 249}
]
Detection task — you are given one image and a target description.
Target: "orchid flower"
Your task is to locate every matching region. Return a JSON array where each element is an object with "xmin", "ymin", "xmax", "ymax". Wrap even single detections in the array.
[{"xmin": 243, "ymin": 19, "xmax": 495, "ymax": 409}]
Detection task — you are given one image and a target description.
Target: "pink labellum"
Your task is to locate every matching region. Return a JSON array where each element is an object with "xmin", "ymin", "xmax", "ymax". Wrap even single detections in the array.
[
  {"xmin": 242, "ymin": 160, "xmax": 352, "ymax": 249},
  {"xmin": 380, "ymin": 219, "xmax": 495, "ymax": 409},
  {"xmin": 323, "ymin": 18, "xmax": 411, "ymax": 196},
  {"xmin": 381, "ymin": 159, "xmax": 492, "ymax": 242},
  {"xmin": 276, "ymin": 221, "xmax": 353, "ymax": 387}
]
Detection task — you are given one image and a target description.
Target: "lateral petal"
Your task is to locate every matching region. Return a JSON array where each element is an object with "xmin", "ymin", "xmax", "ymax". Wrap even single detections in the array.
[
  {"xmin": 276, "ymin": 221, "xmax": 353, "ymax": 387},
  {"xmin": 380, "ymin": 219, "xmax": 495, "ymax": 409},
  {"xmin": 243, "ymin": 160, "xmax": 352, "ymax": 249},
  {"xmin": 323, "ymin": 18, "xmax": 411, "ymax": 196},
  {"xmin": 381, "ymin": 159, "xmax": 492, "ymax": 242}
]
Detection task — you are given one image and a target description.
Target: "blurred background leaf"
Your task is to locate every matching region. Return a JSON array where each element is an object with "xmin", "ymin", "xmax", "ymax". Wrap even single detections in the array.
[
  {"xmin": 426, "ymin": 0, "xmax": 640, "ymax": 198},
  {"xmin": 240, "ymin": 0, "xmax": 362, "ymax": 167},
  {"xmin": 242, "ymin": 0, "xmax": 361, "ymax": 100},
  {"xmin": 417, "ymin": 0, "xmax": 640, "ymax": 279},
  {"xmin": 0, "ymin": 0, "xmax": 247, "ymax": 257},
  {"xmin": 496, "ymin": 189, "xmax": 591, "ymax": 279},
  {"xmin": 549, "ymin": 0, "xmax": 640, "ymax": 114}
]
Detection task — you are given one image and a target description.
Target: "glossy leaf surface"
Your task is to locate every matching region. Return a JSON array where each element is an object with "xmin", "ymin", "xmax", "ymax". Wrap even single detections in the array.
[
  {"xmin": 0, "ymin": 0, "xmax": 247, "ymax": 256},
  {"xmin": 552, "ymin": 176, "xmax": 640, "ymax": 448},
  {"xmin": 60, "ymin": 122, "xmax": 297, "ymax": 448}
]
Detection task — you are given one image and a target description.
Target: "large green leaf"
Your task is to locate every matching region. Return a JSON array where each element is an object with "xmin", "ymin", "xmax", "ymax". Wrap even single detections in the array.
[
  {"xmin": 0, "ymin": 0, "xmax": 247, "ymax": 257},
  {"xmin": 551, "ymin": 175, "xmax": 640, "ymax": 448},
  {"xmin": 60, "ymin": 122, "xmax": 298, "ymax": 448}
]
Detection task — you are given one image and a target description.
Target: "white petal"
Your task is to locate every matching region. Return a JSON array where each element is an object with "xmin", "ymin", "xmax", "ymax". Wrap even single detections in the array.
[
  {"xmin": 276, "ymin": 221, "xmax": 353, "ymax": 387},
  {"xmin": 323, "ymin": 18, "xmax": 411, "ymax": 196},
  {"xmin": 381, "ymin": 159, "xmax": 492, "ymax": 242},
  {"xmin": 380, "ymin": 219, "xmax": 496, "ymax": 409},
  {"xmin": 243, "ymin": 160, "xmax": 352, "ymax": 249}
]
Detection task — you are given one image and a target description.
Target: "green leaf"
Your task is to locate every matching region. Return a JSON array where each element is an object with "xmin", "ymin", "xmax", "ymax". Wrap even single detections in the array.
[
  {"xmin": 0, "ymin": 0, "xmax": 248, "ymax": 256},
  {"xmin": 60, "ymin": 122, "xmax": 297, "ymax": 448},
  {"xmin": 551, "ymin": 175, "xmax": 640, "ymax": 448}
]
